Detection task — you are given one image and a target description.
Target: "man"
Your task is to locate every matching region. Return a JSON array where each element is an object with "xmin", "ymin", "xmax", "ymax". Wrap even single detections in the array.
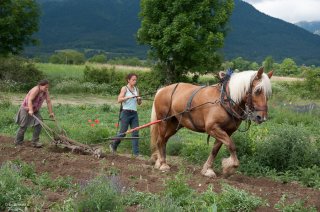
[{"xmin": 14, "ymin": 80, "xmax": 54, "ymax": 147}]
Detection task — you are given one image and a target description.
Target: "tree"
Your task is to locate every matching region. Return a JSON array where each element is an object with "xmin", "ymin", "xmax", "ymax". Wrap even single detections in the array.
[
  {"xmin": 49, "ymin": 50, "xmax": 86, "ymax": 65},
  {"xmin": 280, "ymin": 58, "xmax": 298, "ymax": 76},
  {"xmin": 137, "ymin": 0, "xmax": 234, "ymax": 83},
  {"xmin": 263, "ymin": 56, "xmax": 274, "ymax": 72},
  {"xmin": 0, "ymin": 0, "xmax": 40, "ymax": 55}
]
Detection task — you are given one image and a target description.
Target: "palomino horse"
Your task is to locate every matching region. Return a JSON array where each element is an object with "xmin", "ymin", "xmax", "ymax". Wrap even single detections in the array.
[{"xmin": 150, "ymin": 67, "xmax": 273, "ymax": 177}]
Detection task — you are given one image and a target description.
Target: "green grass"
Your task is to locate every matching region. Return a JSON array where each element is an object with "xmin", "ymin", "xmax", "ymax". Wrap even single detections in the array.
[{"xmin": 35, "ymin": 63, "xmax": 85, "ymax": 80}]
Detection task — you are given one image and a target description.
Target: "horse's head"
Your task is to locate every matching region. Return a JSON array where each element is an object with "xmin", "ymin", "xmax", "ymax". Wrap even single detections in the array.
[{"xmin": 247, "ymin": 67, "xmax": 273, "ymax": 123}]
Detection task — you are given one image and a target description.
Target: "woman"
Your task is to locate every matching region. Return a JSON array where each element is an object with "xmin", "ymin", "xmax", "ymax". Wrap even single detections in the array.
[
  {"xmin": 110, "ymin": 73, "xmax": 142, "ymax": 156},
  {"xmin": 14, "ymin": 80, "xmax": 54, "ymax": 148}
]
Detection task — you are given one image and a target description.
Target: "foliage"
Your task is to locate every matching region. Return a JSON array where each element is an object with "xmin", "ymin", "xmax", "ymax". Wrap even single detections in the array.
[
  {"xmin": 49, "ymin": 50, "xmax": 86, "ymax": 65},
  {"xmin": 304, "ymin": 68, "xmax": 320, "ymax": 98},
  {"xmin": 0, "ymin": 0, "xmax": 40, "ymax": 55},
  {"xmin": 88, "ymin": 54, "xmax": 107, "ymax": 63},
  {"xmin": 278, "ymin": 58, "xmax": 299, "ymax": 76},
  {"xmin": 74, "ymin": 176, "xmax": 122, "ymax": 212},
  {"xmin": 0, "ymin": 162, "xmax": 33, "ymax": 211},
  {"xmin": 263, "ymin": 56, "xmax": 274, "ymax": 72},
  {"xmin": 274, "ymin": 194, "xmax": 317, "ymax": 212},
  {"xmin": 138, "ymin": 0, "xmax": 234, "ymax": 83},
  {"xmin": 83, "ymin": 65, "xmax": 162, "ymax": 95},
  {"xmin": 253, "ymin": 125, "xmax": 319, "ymax": 171},
  {"xmin": 0, "ymin": 56, "xmax": 44, "ymax": 91},
  {"xmin": 216, "ymin": 184, "xmax": 265, "ymax": 211}
]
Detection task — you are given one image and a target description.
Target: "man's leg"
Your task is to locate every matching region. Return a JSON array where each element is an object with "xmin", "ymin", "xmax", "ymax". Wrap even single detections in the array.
[
  {"xmin": 31, "ymin": 124, "xmax": 43, "ymax": 148},
  {"xmin": 15, "ymin": 126, "xmax": 27, "ymax": 145}
]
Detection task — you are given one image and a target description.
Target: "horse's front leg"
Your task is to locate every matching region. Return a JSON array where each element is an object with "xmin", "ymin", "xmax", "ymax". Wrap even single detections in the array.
[
  {"xmin": 209, "ymin": 126, "xmax": 239, "ymax": 177},
  {"xmin": 201, "ymin": 139, "xmax": 223, "ymax": 178}
]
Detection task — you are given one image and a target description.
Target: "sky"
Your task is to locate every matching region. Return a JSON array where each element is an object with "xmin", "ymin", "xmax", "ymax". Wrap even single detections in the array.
[{"xmin": 242, "ymin": 0, "xmax": 320, "ymax": 23}]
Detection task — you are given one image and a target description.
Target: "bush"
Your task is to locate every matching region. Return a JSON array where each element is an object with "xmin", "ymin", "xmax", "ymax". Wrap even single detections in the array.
[
  {"xmin": 49, "ymin": 50, "xmax": 85, "ymax": 65},
  {"xmin": 217, "ymin": 183, "xmax": 265, "ymax": 211},
  {"xmin": 74, "ymin": 176, "xmax": 122, "ymax": 212},
  {"xmin": 0, "ymin": 56, "xmax": 44, "ymax": 91},
  {"xmin": 0, "ymin": 162, "xmax": 32, "ymax": 211},
  {"xmin": 253, "ymin": 125, "xmax": 319, "ymax": 172},
  {"xmin": 180, "ymin": 142, "xmax": 212, "ymax": 165},
  {"xmin": 83, "ymin": 66, "xmax": 162, "ymax": 95}
]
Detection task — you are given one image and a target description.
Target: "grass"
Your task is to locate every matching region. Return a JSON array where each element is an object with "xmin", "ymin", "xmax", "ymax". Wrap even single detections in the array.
[{"xmin": 35, "ymin": 63, "xmax": 85, "ymax": 80}]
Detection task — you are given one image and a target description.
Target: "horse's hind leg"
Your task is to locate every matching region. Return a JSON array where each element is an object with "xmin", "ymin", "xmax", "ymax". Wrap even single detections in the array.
[
  {"xmin": 201, "ymin": 139, "xmax": 222, "ymax": 178},
  {"xmin": 154, "ymin": 121, "xmax": 177, "ymax": 171}
]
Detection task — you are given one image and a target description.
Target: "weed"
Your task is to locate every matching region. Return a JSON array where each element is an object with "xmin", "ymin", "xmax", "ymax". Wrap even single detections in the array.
[{"xmin": 274, "ymin": 194, "xmax": 317, "ymax": 212}]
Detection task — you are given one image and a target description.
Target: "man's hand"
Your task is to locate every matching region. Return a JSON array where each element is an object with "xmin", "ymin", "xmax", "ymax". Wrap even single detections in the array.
[{"xmin": 28, "ymin": 110, "xmax": 34, "ymax": 116}]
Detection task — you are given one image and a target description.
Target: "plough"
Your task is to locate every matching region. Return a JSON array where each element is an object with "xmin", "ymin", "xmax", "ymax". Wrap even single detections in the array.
[
  {"xmin": 32, "ymin": 116, "xmax": 162, "ymax": 158},
  {"xmin": 33, "ymin": 115, "xmax": 105, "ymax": 158}
]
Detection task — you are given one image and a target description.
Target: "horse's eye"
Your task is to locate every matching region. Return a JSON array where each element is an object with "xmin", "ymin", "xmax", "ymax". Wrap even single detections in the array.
[{"xmin": 254, "ymin": 89, "xmax": 261, "ymax": 95}]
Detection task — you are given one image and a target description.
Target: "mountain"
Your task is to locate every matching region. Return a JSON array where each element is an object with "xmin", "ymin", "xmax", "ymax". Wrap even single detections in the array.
[
  {"xmin": 26, "ymin": 0, "xmax": 320, "ymax": 66},
  {"xmin": 223, "ymin": 0, "xmax": 320, "ymax": 65},
  {"xmin": 295, "ymin": 21, "xmax": 320, "ymax": 36}
]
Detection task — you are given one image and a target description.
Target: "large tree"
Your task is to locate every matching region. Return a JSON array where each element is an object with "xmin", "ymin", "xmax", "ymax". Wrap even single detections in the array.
[
  {"xmin": 0, "ymin": 0, "xmax": 40, "ymax": 56},
  {"xmin": 137, "ymin": 0, "xmax": 234, "ymax": 83}
]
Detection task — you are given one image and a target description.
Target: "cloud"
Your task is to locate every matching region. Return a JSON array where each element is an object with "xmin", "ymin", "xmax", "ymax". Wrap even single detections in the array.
[{"xmin": 243, "ymin": 0, "xmax": 320, "ymax": 23}]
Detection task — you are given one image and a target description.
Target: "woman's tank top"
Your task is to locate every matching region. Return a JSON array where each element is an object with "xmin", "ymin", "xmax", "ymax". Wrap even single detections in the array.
[{"xmin": 122, "ymin": 86, "xmax": 138, "ymax": 111}]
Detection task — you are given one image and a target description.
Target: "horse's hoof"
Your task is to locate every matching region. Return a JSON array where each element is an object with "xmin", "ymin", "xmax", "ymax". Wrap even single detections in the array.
[
  {"xmin": 159, "ymin": 164, "xmax": 170, "ymax": 171},
  {"xmin": 222, "ymin": 167, "xmax": 236, "ymax": 178},
  {"xmin": 201, "ymin": 168, "xmax": 217, "ymax": 178},
  {"xmin": 154, "ymin": 160, "xmax": 161, "ymax": 169},
  {"xmin": 222, "ymin": 157, "xmax": 239, "ymax": 170}
]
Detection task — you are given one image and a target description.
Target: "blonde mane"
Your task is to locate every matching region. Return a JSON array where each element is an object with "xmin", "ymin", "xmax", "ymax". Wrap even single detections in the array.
[{"xmin": 228, "ymin": 71, "xmax": 272, "ymax": 103}]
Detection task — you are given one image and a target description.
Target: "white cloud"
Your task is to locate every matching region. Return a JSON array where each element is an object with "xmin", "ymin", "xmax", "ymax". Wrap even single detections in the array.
[{"xmin": 242, "ymin": 0, "xmax": 320, "ymax": 23}]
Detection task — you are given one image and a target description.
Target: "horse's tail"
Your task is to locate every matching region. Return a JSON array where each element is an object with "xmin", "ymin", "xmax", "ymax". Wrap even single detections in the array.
[{"xmin": 150, "ymin": 97, "xmax": 159, "ymax": 162}]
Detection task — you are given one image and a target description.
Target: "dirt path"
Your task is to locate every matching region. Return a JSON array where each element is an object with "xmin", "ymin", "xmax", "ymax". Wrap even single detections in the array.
[{"xmin": 0, "ymin": 135, "xmax": 319, "ymax": 211}]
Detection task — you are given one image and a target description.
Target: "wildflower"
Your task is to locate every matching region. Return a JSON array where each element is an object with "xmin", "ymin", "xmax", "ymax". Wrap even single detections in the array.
[
  {"xmin": 94, "ymin": 119, "xmax": 100, "ymax": 124},
  {"xmin": 115, "ymin": 123, "xmax": 119, "ymax": 127},
  {"xmin": 88, "ymin": 119, "xmax": 92, "ymax": 123},
  {"xmin": 90, "ymin": 123, "xmax": 95, "ymax": 127}
]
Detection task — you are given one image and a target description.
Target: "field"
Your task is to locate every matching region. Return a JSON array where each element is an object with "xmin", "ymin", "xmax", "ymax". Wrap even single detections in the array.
[{"xmin": 0, "ymin": 63, "xmax": 320, "ymax": 211}]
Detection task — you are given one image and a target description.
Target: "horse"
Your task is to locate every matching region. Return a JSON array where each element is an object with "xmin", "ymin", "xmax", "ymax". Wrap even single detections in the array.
[{"xmin": 150, "ymin": 67, "xmax": 273, "ymax": 177}]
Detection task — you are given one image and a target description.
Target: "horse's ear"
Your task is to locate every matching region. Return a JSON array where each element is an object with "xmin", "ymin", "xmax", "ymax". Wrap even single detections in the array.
[
  {"xmin": 257, "ymin": 67, "xmax": 264, "ymax": 79},
  {"xmin": 267, "ymin": 70, "xmax": 273, "ymax": 79},
  {"xmin": 218, "ymin": 71, "xmax": 226, "ymax": 80}
]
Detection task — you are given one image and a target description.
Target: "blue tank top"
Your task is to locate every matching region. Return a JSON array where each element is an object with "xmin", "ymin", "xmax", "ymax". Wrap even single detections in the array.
[{"xmin": 122, "ymin": 86, "xmax": 138, "ymax": 111}]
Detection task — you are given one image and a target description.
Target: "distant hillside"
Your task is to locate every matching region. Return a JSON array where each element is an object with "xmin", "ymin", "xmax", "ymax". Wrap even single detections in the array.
[
  {"xmin": 223, "ymin": 0, "xmax": 320, "ymax": 65},
  {"xmin": 26, "ymin": 0, "xmax": 320, "ymax": 66},
  {"xmin": 295, "ymin": 21, "xmax": 320, "ymax": 36}
]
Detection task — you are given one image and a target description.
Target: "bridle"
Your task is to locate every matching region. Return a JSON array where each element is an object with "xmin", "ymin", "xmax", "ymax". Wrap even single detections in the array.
[{"xmin": 220, "ymin": 73, "xmax": 268, "ymax": 121}]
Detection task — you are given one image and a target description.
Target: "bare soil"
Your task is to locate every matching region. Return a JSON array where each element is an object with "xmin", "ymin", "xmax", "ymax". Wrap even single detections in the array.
[{"xmin": 0, "ymin": 135, "xmax": 319, "ymax": 211}]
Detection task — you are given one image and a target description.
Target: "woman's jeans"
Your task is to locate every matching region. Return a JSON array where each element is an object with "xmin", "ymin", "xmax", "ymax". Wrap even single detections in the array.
[{"xmin": 112, "ymin": 110, "xmax": 139, "ymax": 155}]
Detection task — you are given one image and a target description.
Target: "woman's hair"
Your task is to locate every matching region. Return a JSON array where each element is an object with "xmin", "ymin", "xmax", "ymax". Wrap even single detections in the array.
[
  {"xmin": 38, "ymin": 79, "xmax": 49, "ymax": 86},
  {"xmin": 126, "ymin": 73, "xmax": 138, "ymax": 82}
]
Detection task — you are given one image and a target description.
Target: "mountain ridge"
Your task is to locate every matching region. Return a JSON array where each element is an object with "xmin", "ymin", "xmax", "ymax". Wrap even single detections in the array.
[{"xmin": 27, "ymin": 0, "xmax": 320, "ymax": 66}]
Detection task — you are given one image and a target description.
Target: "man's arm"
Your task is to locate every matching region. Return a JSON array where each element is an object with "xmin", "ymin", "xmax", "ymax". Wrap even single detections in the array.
[
  {"xmin": 46, "ymin": 91, "xmax": 54, "ymax": 118},
  {"xmin": 27, "ymin": 87, "xmax": 39, "ymax": 116}
]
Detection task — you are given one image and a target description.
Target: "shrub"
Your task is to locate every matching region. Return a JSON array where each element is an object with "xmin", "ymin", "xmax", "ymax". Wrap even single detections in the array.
[
  {"xmin": 274, "ymin": 194, "xmax": 317, "ymax": 212},
  {"xmin": 217, "ymin": 183, "xmax": 265, "ymax": 211},
  {"xmin": 74, "ymin": 176, "xmax": 122, "ymax": 212},
  {"xmin": 0, "ymin": 162, "xmax": 32, "ymax": 211},
  {"xmin": 0, "ymin": 56, "xmax": 44, "ymax": 91},
  {"xmin": 253, "ymin": 125, "xmax": 319, "ymax": 172},
  {"xmin": 49, "ymin": 50, "xmax": 85, "ymax": 65},
  {"xmin": 180, "ymin": 142, "xmax": 212, "ymax": 165}
]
